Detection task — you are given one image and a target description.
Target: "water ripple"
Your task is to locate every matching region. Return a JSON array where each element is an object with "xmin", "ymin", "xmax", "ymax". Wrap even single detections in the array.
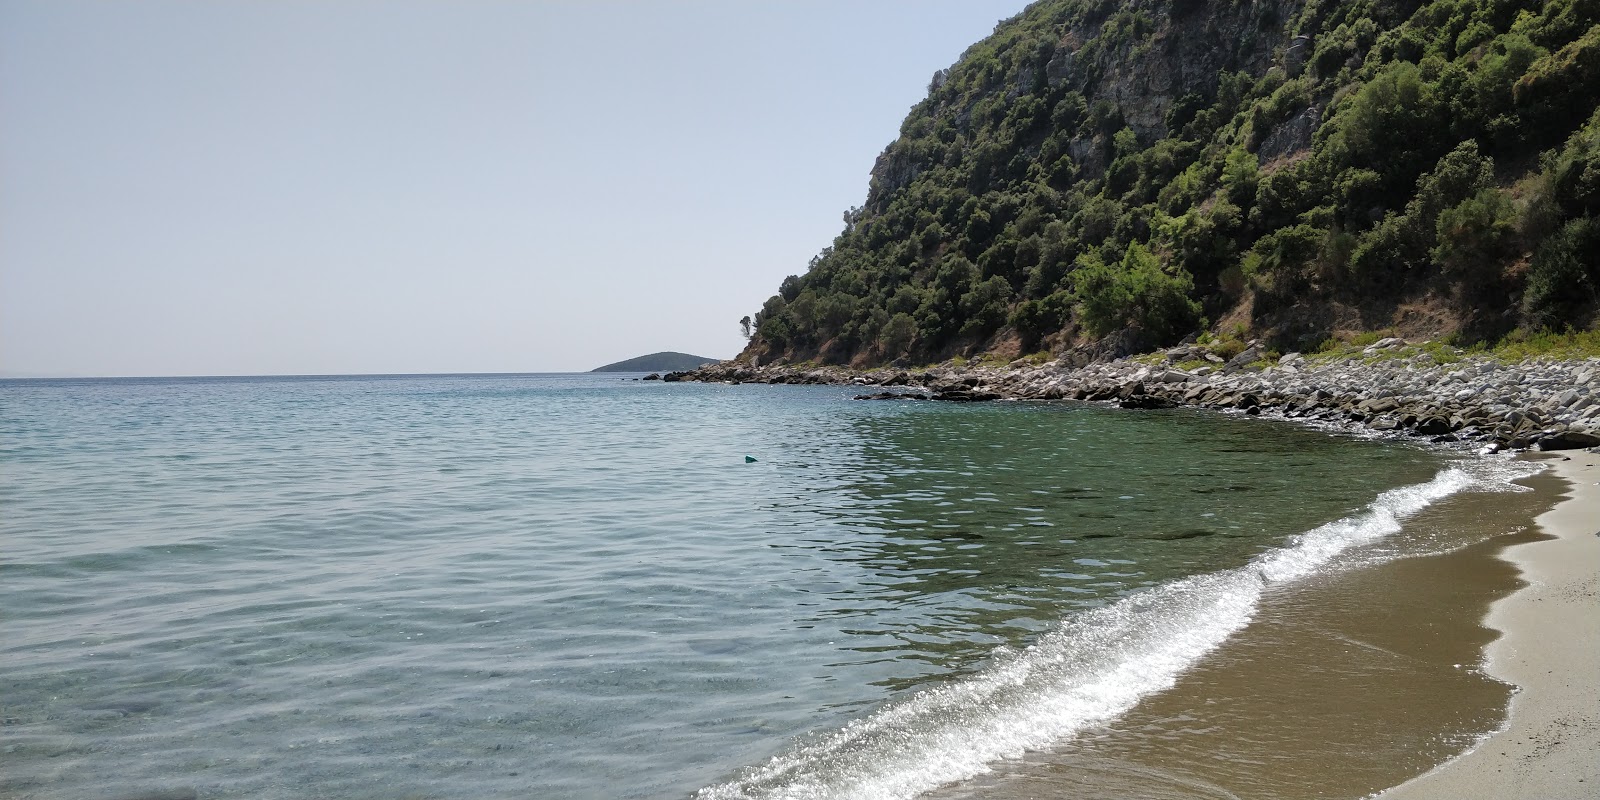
[{"xmin": 0, "ymin": 375, "xmax": 1456, "ymax": 799}]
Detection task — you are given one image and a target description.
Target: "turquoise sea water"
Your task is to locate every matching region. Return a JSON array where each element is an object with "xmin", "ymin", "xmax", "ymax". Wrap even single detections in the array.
[{"xmin": 0, "ymin": 374, "xmax": 1533, "ymax": 799}]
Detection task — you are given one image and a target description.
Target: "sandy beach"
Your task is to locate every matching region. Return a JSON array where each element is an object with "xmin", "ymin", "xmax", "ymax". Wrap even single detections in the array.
[
  {"xmin": 924, "ymin": 454, "xmax": 1565, "ymax": 800},
  {"xmin": 1377, "ymin": 454, "xmax": 1600, "ymax": 800}
]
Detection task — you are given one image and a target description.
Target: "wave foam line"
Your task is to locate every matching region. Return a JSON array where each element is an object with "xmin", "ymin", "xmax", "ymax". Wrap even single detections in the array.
[{"xmin": 697, "ymin": 464, "xmax": 1534, "ymax": 800}]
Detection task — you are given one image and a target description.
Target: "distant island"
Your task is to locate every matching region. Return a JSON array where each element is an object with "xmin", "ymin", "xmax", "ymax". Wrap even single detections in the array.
[{"xmin": 591, "ymin": 351, "xmax": 721, "ymax": 373}]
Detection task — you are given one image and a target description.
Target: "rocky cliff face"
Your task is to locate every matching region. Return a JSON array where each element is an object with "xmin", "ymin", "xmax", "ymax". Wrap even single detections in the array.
[
  {"xmin": 871, "ymin": 0, "xmax": 1300, "ymax": 204},
  {"xmin": 747, "ymin": 0, "xmax": 1600, "ymax": 368}
]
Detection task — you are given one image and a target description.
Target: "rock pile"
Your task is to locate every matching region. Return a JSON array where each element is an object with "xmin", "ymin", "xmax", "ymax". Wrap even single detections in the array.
[{"xmin": 683, "ymin": 341, "xmax": 1600, "ymax": 453}]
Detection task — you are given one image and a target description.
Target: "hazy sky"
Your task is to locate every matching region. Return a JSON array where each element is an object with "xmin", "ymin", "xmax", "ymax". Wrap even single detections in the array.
[{"xmin": 1, "ymin": 1, "xmax": 1029, "ymax": 376}]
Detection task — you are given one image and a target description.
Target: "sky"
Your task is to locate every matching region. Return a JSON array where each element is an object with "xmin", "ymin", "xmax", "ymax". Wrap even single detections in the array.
[{"xmin": 0, "ymin": 0, "xmax": 1030, "ymax": 377}]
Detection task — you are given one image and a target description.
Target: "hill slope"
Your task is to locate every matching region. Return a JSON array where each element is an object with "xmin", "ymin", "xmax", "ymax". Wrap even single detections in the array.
[
  {"xmin": 745, "ymin": 0, "xmax": 1600, "ymax": 367},
  {"xmin": 591, "ymin": 352, "xmax": 721, "ymax": 373}
]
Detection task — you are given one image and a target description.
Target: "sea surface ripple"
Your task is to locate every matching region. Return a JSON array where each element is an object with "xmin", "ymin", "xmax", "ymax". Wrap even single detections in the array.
[{"xmin": 0, "ymin": 374, "xmax": 1526, "ymax": 799}]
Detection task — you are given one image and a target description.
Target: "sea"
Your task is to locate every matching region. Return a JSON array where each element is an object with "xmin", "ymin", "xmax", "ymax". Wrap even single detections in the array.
[{"xmin": 0, "ymin": 374, "xmax": 1548, "ymax": 799}]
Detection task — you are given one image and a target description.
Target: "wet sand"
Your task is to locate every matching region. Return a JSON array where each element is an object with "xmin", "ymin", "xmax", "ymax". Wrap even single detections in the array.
[
  {"xmin": 1377, "ymin": 454, "xmax": 1600, "ymax": 800},
  {"xmin": 931, "ymin": 459, "xmax": 1577, "ymax": 800}
]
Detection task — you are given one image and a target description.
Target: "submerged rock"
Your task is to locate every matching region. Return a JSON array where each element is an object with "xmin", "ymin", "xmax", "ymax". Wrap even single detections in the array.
[{"xmin": 1148, "ymin": 528, "xmax": 1221, "ymax": 540}]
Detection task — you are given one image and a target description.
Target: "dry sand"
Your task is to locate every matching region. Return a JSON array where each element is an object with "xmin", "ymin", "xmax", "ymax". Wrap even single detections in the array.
[{"xmin": 1376, "ymin": 453, "xmax": 1600, "ymax": 800}]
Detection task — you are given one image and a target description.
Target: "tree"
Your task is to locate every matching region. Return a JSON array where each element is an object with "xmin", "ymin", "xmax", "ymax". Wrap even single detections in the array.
[
  {"xmin": 1071, "ymin": 242, "xmax": 1199, "ymax": 342},
  {"xmin": 879, "ymin": 313, "xmax": 918, "ymax": 358},
  {"xmin": 739, "ymin": 316, "xmax": 753, "ymax": 340},
  {"xmin": 1523, "ymin": 216, "xmax": 1600, "ymax": 329}
]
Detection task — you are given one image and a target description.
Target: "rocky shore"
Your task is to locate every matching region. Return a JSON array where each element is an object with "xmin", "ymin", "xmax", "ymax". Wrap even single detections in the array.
[{"xmin": 673, "ymin": 339, "xmax": 1600, "ymax": 453}]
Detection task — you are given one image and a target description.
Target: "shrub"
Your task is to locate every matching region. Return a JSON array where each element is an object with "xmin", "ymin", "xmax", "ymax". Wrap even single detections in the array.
[
  {"xmin": 1010, "ymin": 290, "xmax": 1074, "ymax": 350},
  {"xmin": 1522, "ymin": 216, "xmax": 1600, "ymax": 329},
  {"xmin": 958, "ymin": 275, "xmax": 1015, "ymax": 337},
  {"xmin": 1335, "ymin": 61, "xmax": 1448, "ymax": 187},
  {"xmin": 1513, "ymin": 24, "xmax": 1600, "ymax": 144},
  {"xmin": 878, "ymin": 313, "xmax": 918, "ymax": 358},
  {"xmin": 1548, "ymin": 108, "xmax": 1600, "ymax": 217},
  {"xmin": 1434, "ymin": 188, "xmax": 1520, "ymax": 283},
  {"xmin": 1070, "ymin": 242, "xmax": 1200, "ymax": 342},
  {"xmin": 1350, "ymin": 141, "xmax": 1496, "ymax": 288}
]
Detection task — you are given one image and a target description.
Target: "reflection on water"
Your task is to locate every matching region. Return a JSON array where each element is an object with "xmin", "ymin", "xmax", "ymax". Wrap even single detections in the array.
[{"xmin": 788, "ymin": 401, "xmax": 1441, "ymax": 689}]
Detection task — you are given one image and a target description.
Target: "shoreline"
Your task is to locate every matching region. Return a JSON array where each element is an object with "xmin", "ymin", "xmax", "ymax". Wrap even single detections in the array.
[
  {"xmin": 925, "ymin": 463, "xmax": 1560, "ymax": 800},
  {"xmin": 678, "ymin": 349, "xmax": 1600, "ymax": 798},
  {"xmin": 677, "ymin": 342, "xmax": 1600, "ymax": 454},
  {"xmin": 1374, "ymin": 453, "xmax": 1600, "ymax": 800}
]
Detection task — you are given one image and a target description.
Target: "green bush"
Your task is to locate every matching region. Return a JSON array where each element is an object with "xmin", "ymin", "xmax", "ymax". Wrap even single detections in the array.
[
  {"xmin": 878, "ymin": 313, "xmax": 918, "ymax": 358},
  {"xmin": 1548, "ymin": 108, "xmax": 1600, "ymax": 217},
  {"xmin": 1071, "ymin": 242, "xmax": 1199, "ymax": 342},
  {"xmin": 1010, "ymin": 290, "xmax": 1074, "ymax": 350},
  {"xmin": 959, "ymin": 275, "xmax": 1015, "ymax": 337},
  {"xmin": 1523, "ymin": 216, "xmax": 1600, "ymax": 329},
  {"xmin": 1433, "ymin": 188, "xmax": 1520, "ymax": 282},
  {"xmin": 1350, "ymin": 141, "xmax": 1496, "ymax": 287},
  {"xmin": 1334, "ymin": 61, "xmax": 1448, "ymax": 189},
  {"xmin": 1514, "ymin": 24, "xmax": 1600, "ymax": 143}
]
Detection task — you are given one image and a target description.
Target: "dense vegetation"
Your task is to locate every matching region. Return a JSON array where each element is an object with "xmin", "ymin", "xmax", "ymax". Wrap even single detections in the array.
[{"xmin": 746, "ymin": 0, "xmax": 1600, "ymax": 366}]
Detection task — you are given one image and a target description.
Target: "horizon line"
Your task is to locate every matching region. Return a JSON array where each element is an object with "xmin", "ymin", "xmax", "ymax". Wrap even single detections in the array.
[{"xmin": 0, "ymin": 370, "xmax": 660, "ymax": 381}]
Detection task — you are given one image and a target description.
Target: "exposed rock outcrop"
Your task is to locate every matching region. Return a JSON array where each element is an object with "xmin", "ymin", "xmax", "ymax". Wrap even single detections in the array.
[{"xmin": 683, "ymin": 346, "xmax": 1600, "ymax": 454}]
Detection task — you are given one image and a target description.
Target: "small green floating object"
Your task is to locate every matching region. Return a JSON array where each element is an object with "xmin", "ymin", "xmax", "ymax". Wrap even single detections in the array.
[{"xmin": 745, "ymin": 455, "xmax": 758, "ymax": 463}]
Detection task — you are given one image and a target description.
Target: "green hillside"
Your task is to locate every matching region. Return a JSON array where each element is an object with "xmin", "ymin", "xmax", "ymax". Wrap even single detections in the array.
[
  {"xmin": 591, "ymin": 352, "xmax": 721, "ymax": 373},
  {"xmin": 745, "ymin": 0, "xmax": 1600, "ymax": 366}
]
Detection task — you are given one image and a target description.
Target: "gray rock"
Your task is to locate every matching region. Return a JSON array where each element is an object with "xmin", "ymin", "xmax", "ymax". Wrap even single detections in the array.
[
  {"xmin": 1536, "ymin": 430, "xmax": 1600, "ymax": 451},
  {"xmin": 1227, "ymin": 344, "xmax": 1262, "ymax": 366},
  {"xmin": 1415, "ymin": 416, "xmax": 1453, "ymax": 436},
  {"xmin": 1358, "ymin": 397, "xmax": 1401, "ymax": 414},
  {"xmin": 1120, "ymin": 395, "xmax": 1178, "ymax": 410},
  {"xmin": 1257, "ymin": 106, "xmax": 1320, "ymax": 162},
  {"xmin": 1045, "ymin": 47, "xmax": 1075, "ymax": 87}
]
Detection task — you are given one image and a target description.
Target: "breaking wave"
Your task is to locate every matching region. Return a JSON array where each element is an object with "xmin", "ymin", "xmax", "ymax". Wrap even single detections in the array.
[{"xmin": 697, "ymin": 461, "xmax": 1539, "ymax": 800}]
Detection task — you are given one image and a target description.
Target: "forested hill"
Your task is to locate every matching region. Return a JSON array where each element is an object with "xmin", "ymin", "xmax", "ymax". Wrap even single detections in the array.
[{"xmin": 745, "ymin": 0, "xmax": 1600, "ymax": 367}]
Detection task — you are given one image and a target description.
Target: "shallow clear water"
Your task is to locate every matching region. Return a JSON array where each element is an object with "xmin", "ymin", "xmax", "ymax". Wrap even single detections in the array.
[{"xmin": 0, "ymin": 374, "xmax": 1525, "ymax": 799}]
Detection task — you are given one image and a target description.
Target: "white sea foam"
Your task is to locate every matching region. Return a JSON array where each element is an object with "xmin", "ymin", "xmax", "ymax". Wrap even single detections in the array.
[{"xmin": 696, "ymin": 461, "xmax": 1540, "ymax": 800}]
